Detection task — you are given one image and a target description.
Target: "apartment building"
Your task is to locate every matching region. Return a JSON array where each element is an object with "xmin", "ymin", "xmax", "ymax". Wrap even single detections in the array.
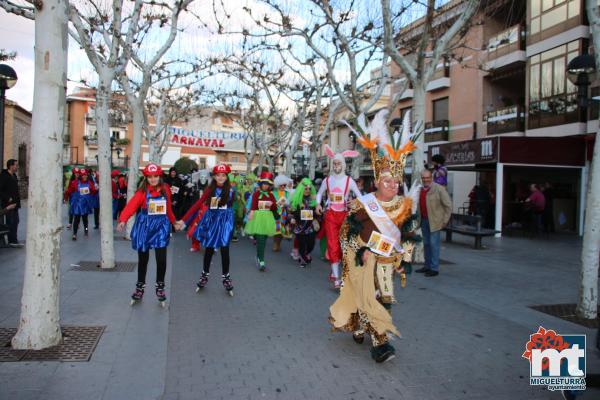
[{"xmin": 388, "ymin": 0, "xmax": 594, "ymax": 235}]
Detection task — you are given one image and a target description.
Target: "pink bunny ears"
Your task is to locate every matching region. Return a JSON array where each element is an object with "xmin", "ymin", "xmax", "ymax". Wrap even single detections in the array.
[{"xmin": 324, "ymin": 144, "xmax": 359, "ymax": 159}]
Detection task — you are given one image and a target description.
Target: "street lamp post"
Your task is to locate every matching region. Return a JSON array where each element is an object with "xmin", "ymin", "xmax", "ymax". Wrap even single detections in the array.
[
  {"xmin": 0, "ymin": 64, "xmax": 18, "ymax": 169},
  {"xmin": 567, "ymin": 54, "xmax": 598, "ymax": 121}
]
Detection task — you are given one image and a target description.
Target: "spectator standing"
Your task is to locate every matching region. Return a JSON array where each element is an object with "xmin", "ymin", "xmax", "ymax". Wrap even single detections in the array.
[
  {"xmin": 524, "ymin": 184, "xmax": 545, "ymax": 236},
  {"xmin": 415, "ymin": 169, "xmax": 452, "ymax": 277},
  {"xmin": 164, "ymin": 167, "xmax": 183, "ymax": 218},
  {"xmin": 0, "ymin": 159, "xmax": 23, "ymax": 247}
]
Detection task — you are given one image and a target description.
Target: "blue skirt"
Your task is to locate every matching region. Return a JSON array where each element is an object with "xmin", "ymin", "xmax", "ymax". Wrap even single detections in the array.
[
  {"xmin": 131, "ymin": 212, "xmax": 171, "ymax": 252},
  {"xmin": 90, "ymin": 193, "xmax": 99, "ymax": 209},
  {"xmin": 71, "ymin": 195, "xmax": 92, "ymax": 216},
  {"xmin": 194, "ymin": 208, "xmax": 234, "ymax": 248}
]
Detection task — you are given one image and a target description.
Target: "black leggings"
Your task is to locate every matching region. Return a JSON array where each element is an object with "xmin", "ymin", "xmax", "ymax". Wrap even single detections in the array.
[
  {"xmin": 73, "ymin": 214, "xmax": 88, "ymax": 234},
  {"xmin": 138, "ymin": 247, "xmax": 167, "ymax": 284},
  {"xmin": 203, "ymin": 246, "xmax": 230, "ymax": 275},
  {"xmin": 297, "ymin": 232, "xmax": 316, "ymax": 263},
  {"xmin": 93, "ymin": 207, "xmax": 99, "ymax": 227}
]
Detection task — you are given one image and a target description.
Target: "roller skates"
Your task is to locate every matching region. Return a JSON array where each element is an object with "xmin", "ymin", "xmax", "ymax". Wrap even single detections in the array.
[
  {"xmin": 155, "ymin": 282, "xmax": 167, "ymax": 307},
  {"xmin": 196, "ymin": 272, "xmax": 209, "ymax": 292},
  {"xmin": 256, "ymin": 257, "xmax": 266, "ymax": 272},
  {"xmin": 130, "ymin": 282, "xmax": 145, "ymax": 305},
  {"xmin": 222, "ymin": 274, "xmax": 234, "ymax": 297}
]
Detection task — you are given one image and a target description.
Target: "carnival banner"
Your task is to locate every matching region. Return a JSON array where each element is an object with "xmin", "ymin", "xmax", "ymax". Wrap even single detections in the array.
[{"xmin": 168, "ymin": 127, "xmax": 247, "ymax": 148}]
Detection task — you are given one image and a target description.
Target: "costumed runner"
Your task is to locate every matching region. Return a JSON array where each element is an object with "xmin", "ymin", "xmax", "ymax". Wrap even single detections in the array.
[
  {"xmin": 330, "ymin": 110, "xmax": 421, "ymax": 363},
  {"xmin": 244, "ymin": 172, "xmax": 278, "ymax": 271},
  {"xmin": 66, "ymin": 167, "xmax": 79, "ymax": 230},
  {"xmin": 315, "ymin": 145, "xmax": 361, "ymax": 289},
  {"xmin": 229, "ymin": 174, "xmax": 245, "ymax": 242},
  {"xmin": 117, "ymin": 163, "xmax": 176, "ymax": 307},
  {"xmin": 90, "ymin": 169, "xmax": 100, "ymax": 229},
  {"xmin": 187, "ymin": 169, "xmax": 211, "ymax": 252},
  {"xmin": 289, "ymin": 178, "xmax": 320, "ymax": 268},
  {"xmin": 178, "ymin": 164, "xmax": 236, "ymax": 296},
  {"xmin": 64, "ymin": 168, "xmax": 96, "ymax": 241},
  {"xmin": 272, "ymin": 174, "xmax": 292, "ymax": 252}
]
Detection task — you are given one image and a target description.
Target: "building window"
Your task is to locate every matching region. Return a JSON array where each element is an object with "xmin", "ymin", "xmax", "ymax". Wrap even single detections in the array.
[
  {"xmin": 432, "ymin": 97, "xmax": 449, "ymax": 122},
  {"xmin": 400, "ymin": 107, "xmax": 412, "ymax": 121},
  {"xmin": 198, "ymin": 158, "xmax": 206, "ymax": 169},
  {"xmin": 111, "ymin": 130, "xmax": 121, "ymax": 140},
  {"xmin": 231, "ymin": 156, "xmax": 239, "ymax": 163},
  {"xmin": 528, "ymin": 40, "xmax": 581, "ymax": 129},
  {"xmin": 529, "ymin": 0, "xmax": 580, "ymax": 35}
]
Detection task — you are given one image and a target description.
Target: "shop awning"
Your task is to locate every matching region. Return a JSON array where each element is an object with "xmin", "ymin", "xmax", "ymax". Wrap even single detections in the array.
[{"xmin": 428, "ymin": 135, "xmax": 587, "ymax": 170}]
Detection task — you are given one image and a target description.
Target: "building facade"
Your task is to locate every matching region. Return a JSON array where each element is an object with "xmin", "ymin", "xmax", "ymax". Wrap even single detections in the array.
[
  {"xmin": 2, "ymin": 100, "xmax": 32, "ymax": 198},
  {"xmin": 386, "ymin": 0, "xmax": 595, "ymax": 236}
]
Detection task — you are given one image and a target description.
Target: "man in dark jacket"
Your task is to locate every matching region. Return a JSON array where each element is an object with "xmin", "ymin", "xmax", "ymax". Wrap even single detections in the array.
[
  {"xmin": 164, "ymin": 167, "xmax": 183, "ymax": 218},
  {"xmin": 0, "ymin": 159, "xmax": 23, "ymax": 247}
]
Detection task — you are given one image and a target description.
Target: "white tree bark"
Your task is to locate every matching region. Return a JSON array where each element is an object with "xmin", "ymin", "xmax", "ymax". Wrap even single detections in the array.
[
  {"xmin": 576, "ymin": 0, "xmax": 600, "ymax": 319},
  {"xmin": 124, "ymin": 106, "xmax": 144, "ymax": 239},
  {"xmin": 96, "ymin": 71, "xmax": 116, "ymax": 268},
  {"xmin": 411, "ymin": 83, "xmax": 427, "ymax": 176},
  {"xmin": 11, "ymin": 0, "xmax": 67, "ymax": 350}
]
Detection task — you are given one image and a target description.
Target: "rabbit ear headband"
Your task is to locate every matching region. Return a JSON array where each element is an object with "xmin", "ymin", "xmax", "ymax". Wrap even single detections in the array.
[{"xmin": 324, "ymin": 144, "xmax": 360, "ymax": 159}]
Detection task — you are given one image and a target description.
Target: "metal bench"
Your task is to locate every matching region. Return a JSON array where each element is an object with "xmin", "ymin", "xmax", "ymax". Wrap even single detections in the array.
[{"xmin": 444, "ymin": 213, "xmax": 498, "ymax": 249}]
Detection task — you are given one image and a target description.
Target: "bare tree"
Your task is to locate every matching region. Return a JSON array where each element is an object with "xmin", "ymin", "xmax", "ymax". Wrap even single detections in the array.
[
  {"xmin": 575, "ymin": 0, "xmax": 600, "ymax": 319},
  {"xmin": 68, "ymin": 0, "xmax": 146, "ymax": 268},
  {"xmin": 381, "ymin": 0, "xmax": 479, "ymax": 177},
  {"xmin": 0, "ymin": 0, "xmax": 67, "ymax": 349},
  {"xmin": 145, "ymin": 79, "xmax": 202, "ymax": 163},
  {"xmin": 117, "ymin": 0, "xmax": 194, "ymax": 237}
]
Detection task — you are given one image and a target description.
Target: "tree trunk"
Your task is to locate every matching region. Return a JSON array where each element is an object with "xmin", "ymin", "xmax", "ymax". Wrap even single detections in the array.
[
  {"xmin": 96, "ymin": 72, "xmax": 116, "ymax": 269},
  {"xmin": 149, "ymin": 134, "xmax": 162, "ymax": 164},
  {"xmin": 576, "ymin": 0, "xmax": 600, "ymax": 319},
  {"xmin": 308, "ymin": 151, "xmax": 317, "ymax": 180},
  {"xmin": 577, "ymin": 131, "xmax": 600, "ymax": 318},
  {"xmin": 411, "ymin": 82, "xmax": 426, "ymax": 180},
  {"xmin": 124, "ymin": 106, "xmax": 144, "ymax": 239},
  {"xmin": 11, "ymin": 0, "xmax": 67, "ymax": 349}
]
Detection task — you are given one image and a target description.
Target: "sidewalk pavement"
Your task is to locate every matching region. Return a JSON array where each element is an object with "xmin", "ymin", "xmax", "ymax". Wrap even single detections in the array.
[{"xmin": 1, "ymin": 204, "xmax": 599, "ymax": 399}]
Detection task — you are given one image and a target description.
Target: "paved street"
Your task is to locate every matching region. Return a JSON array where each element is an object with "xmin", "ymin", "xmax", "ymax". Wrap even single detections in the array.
[{"xmin": 1, "ymin": 206, "xmax": 599, "ymax": 399}]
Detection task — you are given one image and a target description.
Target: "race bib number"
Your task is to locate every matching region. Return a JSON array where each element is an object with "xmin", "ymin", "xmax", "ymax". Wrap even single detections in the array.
[
  {"xmin": 367, "ymin": 231, "xmax": 396, "ymax": 257},
  {"xmin": 170, "ymin": 186, "xmax": 180, "ymax": 194},
  {"xmin": 300, "ymin": 209, "xmax": 314, "ymax": 221},
  {"xmin": 148, "ymin": 199, "xmax": 167, "ymax": 215},
  {"xmin": 258, "ymin": 201, "xmax": 272, "ymax": 211},
  {"xmin": 210, "ymin": 197, "xmax": 227, "ymax": 210},
  {"xmin": 79, "ymin": 187, "xmax": 90, "ymax": 195},
  {"xmin": 329, "ymin": 193, "xmax": 344, "ymax": 203}
]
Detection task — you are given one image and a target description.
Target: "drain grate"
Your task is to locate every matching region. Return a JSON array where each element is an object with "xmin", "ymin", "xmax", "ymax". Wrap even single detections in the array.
[
  {"xmin": 0, "ymin": 326, "xmax": 105, "ymax": 362},
  {"xmin": 71, "ymin": 261, "xmax": 136, "ymax": 272},
  {"xmin": 529, "ymin": 303, "xmax": 599, "ymax": 329}
]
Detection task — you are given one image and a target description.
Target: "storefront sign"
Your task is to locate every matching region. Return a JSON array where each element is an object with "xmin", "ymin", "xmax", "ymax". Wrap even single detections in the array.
[
  {"xmin": 429, "ymin": 137, "xmax": 498, "ymax": 166},
  {"xmin": 168, "ymin": 127, "xmax": 247, "ymax": 148}
]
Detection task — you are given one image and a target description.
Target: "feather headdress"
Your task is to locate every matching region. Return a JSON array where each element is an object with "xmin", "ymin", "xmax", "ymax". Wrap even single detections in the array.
[{"xmin": 341, "ymin": 109, "xmax": 420, "ymax": 182}]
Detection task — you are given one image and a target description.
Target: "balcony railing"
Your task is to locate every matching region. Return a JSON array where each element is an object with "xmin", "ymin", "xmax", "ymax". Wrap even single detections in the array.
[
  {"xmin": 528, "ymin": 93, "xmax": 579, "ymax": 130},
  {"xmin": 84, "ymin": 136, "xmax": 98, "ymax": 147},
  {"xmin": 486, "ymin": 24, "xmax": 526, "ymax": 61},
  {"xmin": 424, "ymin": 120, "xmax": 449, "ymax": 142},
  {"xmin": 485, "ymin": 105, "xmax": 525, "ymax": 135},
  {"xmin": 431, "ymin": 61, "xmax": 450, "ymax": 81}
]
